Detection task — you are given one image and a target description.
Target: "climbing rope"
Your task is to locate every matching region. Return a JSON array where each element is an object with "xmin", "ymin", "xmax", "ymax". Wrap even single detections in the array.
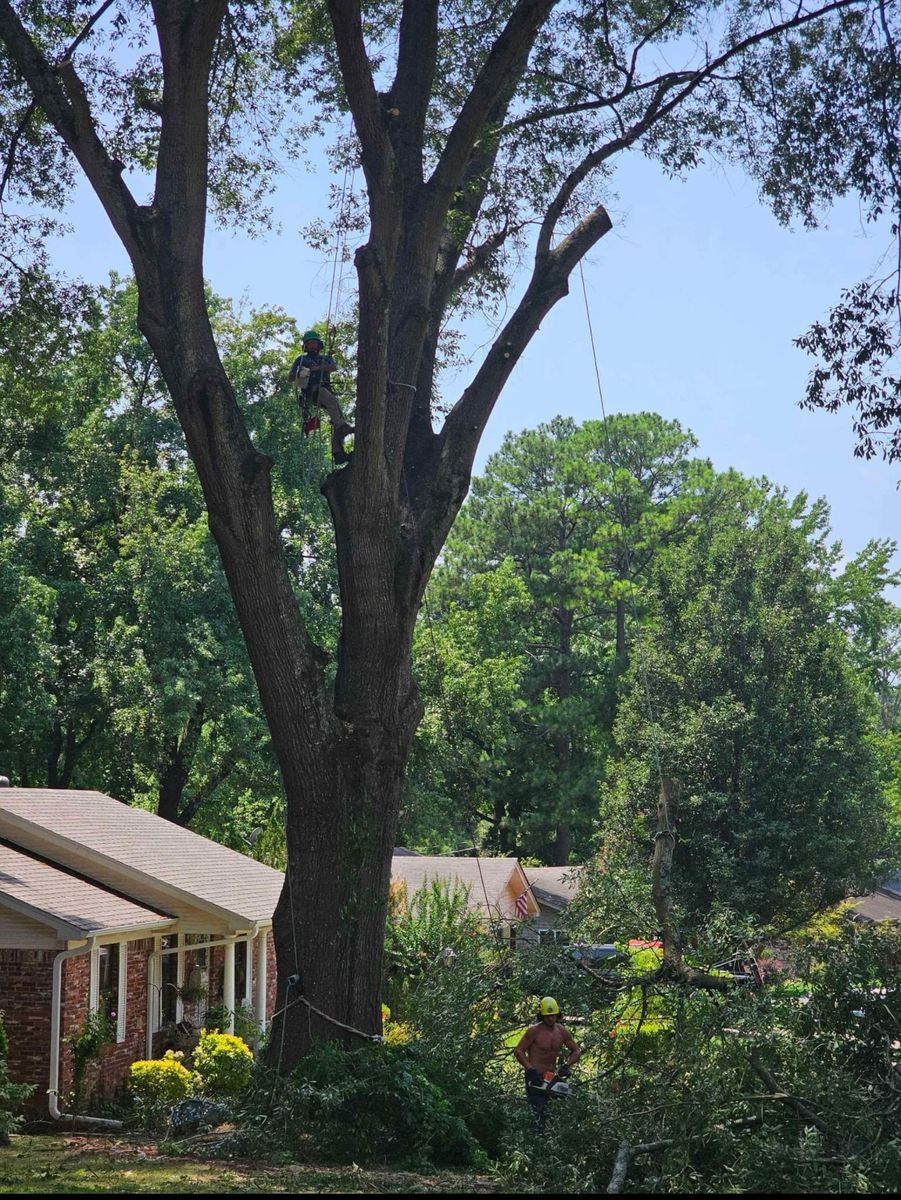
[
  {"xmin": 399, "ymin": 457, "xmax": 501, "ymax": 936},
  {"xmin": 577, "ymin": 259, "xmax": 669, "ymax": 813}
]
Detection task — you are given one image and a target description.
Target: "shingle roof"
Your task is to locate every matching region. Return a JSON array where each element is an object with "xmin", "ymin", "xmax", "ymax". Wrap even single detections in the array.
[
  {"xmin": 0, "ymin": 842, "xmax": 173, "ymax": 936},
  {"xmin": 0, "ymin": 789, "xmax": 283, "ymax": 927},
  {"xmin": 524, "ymin": 865, "xmax": 583, "ymax": 911},
  {"xmin": 850, "ymin": 888, "xmax": 901, "ymax": 923},
  {"xmin": 391, "ymin": 855, "xmax": 535, "ymax": 917}
]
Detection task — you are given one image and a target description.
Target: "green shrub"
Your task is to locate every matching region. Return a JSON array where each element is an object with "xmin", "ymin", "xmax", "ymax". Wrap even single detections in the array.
[
  {"xmin": 203, "ymin": 1003, "xmax": 261, "ymax": 1045},
  {"xmin": 0, "ymin": 1013, "xmax": 34, "ymax": 1144},
  {"xmin": 193, "ymin": 1030, "xmax": 254, "ymax": 1096},
  {"xmin": 129, "ymin": 1052, "xmax": 195, "ymax": 1128},
  {"xmin": 238, "ymin": 1043, "xmax": 478, "ymax": 1167}
]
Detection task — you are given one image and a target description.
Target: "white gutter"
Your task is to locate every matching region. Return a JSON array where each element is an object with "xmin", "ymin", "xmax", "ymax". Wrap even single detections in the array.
[
  {"xmin": 145, "ymin": 932, "xmax": 253, "ymax": 1058},
  {"xmin": 49, "ymin": 942, "xmax": 123, "ymax": 1129}
]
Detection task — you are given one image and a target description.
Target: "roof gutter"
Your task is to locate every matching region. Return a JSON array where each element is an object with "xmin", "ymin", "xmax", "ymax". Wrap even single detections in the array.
[{"xmin": 49, "ymin": 941, "xmax": 123, "ymax": 1130}]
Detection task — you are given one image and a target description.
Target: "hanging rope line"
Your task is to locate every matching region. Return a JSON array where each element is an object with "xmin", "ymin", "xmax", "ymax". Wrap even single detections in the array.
[
  {"xmin": 400, "ymin": 461, "xmax": 501, "ymax": 937},
  {"xmin": 577, "ymin": 259, "xmax": 669, "ymax": 810},
  {"xmin": 325, "ymin": 159, "xmax": 353, "ymax": 352}
]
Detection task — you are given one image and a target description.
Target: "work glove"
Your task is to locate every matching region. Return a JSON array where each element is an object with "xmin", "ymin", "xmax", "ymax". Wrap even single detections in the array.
[
  {"xmin": 557, "ymin": 1064, "xmax": 572, "ymax": 1079},
  {"xmin": 525, "ymin": 1068, "xmax": 542, "ymax": 1088}
]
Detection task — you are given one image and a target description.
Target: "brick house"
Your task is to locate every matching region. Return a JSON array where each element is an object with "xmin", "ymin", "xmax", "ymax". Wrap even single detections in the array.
[{"xmin": 0, "ymin": 787, "xmax": 283, "ymax": 1117}]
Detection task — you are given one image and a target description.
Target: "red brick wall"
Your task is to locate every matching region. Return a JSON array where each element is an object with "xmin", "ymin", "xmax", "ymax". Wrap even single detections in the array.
[
  {"xmin": 267, "ymin": 931, "xmax": 277, "ymax": 1020},
  {"xmin": 1, "ymin": 930, "xmax": 279, "ymax": 1115},
  {"xmin": 59, "ymin": 938, "xmax": 156, "ymax": 1106},
  {"xmin": 0, "ymin": 939, "xmax": 155, "ymax": 1113},
  {"xmin": 0, "ymin": 948, "xmax": 56, "ymax": 1109}
]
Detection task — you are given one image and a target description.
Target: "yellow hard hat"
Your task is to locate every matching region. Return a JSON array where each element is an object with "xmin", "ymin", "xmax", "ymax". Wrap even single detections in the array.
[{"xmin": 538, "ymin": 996, "xmax": 560, "ymax": 1016}]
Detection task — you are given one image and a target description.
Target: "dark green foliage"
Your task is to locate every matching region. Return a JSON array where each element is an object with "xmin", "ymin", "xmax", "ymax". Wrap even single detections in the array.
[
  {"xmin": 0, "ymin": 1013, "xmax": 34, "ymax": 1144},
  {"xmin": 231, "ymin": 1045, "xmax": 480, "ymax": 1168},
  {"xmin": 405, "ymin": 414, "xmax": 711, "ymax": 862},
  {"xmin": 0, "ymin": 274, "xmax": 336, "ymax": 845},
  {"xmin": 608, "ymin": 483, "xmax": 894, "ymax": 926}
]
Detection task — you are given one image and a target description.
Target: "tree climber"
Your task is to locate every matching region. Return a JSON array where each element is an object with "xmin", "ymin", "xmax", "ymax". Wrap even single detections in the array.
[
  {"xmin": 289, "ymin": 330, "xmax": 354, "ymax": 462},
  {"xmin": 513, "ymin": 996, "xmax": 581, "ymax": 1130}
]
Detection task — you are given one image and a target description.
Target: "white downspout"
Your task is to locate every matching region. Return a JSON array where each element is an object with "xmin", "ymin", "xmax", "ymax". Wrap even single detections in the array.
[{"xmin": 49, "ymin": 942, "xmax": 123, "ymax": 1129}]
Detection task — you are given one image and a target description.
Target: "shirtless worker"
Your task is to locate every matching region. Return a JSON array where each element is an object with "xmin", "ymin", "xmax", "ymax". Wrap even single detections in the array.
[{"xmin": 513, "ymin": 996, "xmax": 581, "ymax": 1129}]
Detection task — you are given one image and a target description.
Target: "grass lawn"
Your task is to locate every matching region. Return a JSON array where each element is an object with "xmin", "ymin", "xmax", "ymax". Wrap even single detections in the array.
[{"xmin": 0, "ymin": 1135, "xmax": 496, "ymax": 1194}]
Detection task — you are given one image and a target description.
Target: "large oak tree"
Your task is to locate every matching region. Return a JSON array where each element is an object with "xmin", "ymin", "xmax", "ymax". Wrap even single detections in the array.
[{"xmin": 1, "ymin": 0, "xmax": 899, "ymax": 1065}]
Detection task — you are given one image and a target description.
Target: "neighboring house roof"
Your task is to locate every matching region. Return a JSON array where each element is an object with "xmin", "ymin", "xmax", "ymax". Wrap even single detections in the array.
[
  {"xmin": 0, "ymin": 842, "xmax": 173, "ymax": 939},
  {"xmin": 524, "ymin": 865, "xmax": 584, "ymax": 912},
  {"xmin": 393, "ymin": 847, "xmax": 421, "ymax": 856},
  {"xmin": 850, "ymin": 887, "xmax": 901, "ymax": 924},
  {"xmin": 0, "ymin": 789, "xmax": 283, "ymax": 929},
  {"xmin": 391, "ymin": 854, "xmax": 540, "ymax": 919}
]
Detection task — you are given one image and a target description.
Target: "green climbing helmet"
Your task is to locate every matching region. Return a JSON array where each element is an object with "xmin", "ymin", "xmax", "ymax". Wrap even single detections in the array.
[
  {"xmin": 538, "ymin": 996, "xmax": 560, "ymax": 1016},
  {"xmin": 302, "ymin": 329, "xmax": 324, "ymax": 345}
]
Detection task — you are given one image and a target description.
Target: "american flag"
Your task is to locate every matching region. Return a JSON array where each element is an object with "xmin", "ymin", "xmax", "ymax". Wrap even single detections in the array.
[{"xmin": 515, "ymin": 890, "xmax": 530, "ymax": 918}]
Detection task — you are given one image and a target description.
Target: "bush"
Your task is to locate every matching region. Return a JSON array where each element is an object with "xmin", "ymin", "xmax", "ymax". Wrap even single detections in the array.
[
  {"xmin": 203, "ymin": 1003, "xmax": 261, "ymax": 1045},
  {"xmin": 235, "ymin": 1042, "xmax": 478, "ymax": 1167},
  {"xmin": 193, "ymin": 1030, "xmax": 254, "ymax": 1096},
  {"xmin": 129, "ymin": 1052, "xmax": 195, "ymax": 1128},
  {"xmin": 0, "ymin": 1013, "xmax": 34, "ymax": 1145}
]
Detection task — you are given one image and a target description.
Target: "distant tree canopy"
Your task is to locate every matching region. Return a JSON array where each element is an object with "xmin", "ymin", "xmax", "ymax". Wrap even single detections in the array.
[
  {"xmin": 607, "ymin": 484, "xmax": 897, "ymax": 927},
  {"xmin": 404, "ymin": 413, "xmax": 712, "ymax": 862},
  {"xmin": 404, "ymin": 417, "xmax": 898, "ymax": 919}
]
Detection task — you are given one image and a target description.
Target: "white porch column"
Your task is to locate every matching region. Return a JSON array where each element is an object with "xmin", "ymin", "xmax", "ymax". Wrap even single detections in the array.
[
  {"xmin": 223, "ymin": 940, "xmax": 236, "ymax": 1033},
  {"xmin": 254, "ymin": 932, "xmax": 268, "ymax": 1033}
]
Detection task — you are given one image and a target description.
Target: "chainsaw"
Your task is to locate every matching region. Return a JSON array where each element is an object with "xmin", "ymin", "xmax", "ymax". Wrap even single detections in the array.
[{"xmin": 528, "ymin": 1063, "xmax": 574, "ymax": 1098}]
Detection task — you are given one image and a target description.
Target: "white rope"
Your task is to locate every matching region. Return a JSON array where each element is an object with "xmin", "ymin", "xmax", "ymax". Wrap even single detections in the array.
[
  {"xmin": 577, "ymin": 260, "xmax": 668, "ymax": 804},
  {"xmin": 271, "ymin": 993, "xmax": 383, "ymax": 1043}
]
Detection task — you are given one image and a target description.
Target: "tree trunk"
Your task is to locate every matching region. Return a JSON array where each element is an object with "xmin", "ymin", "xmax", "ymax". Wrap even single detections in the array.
[{"xmin": 616, "ymin": 596, "xmax": 627, "ymax": 660}]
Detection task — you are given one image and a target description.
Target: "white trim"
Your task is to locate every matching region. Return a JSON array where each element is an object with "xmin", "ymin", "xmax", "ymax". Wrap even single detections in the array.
[
  {"xmin": 223, "ymin": 941, "xmax": 236, "ymax": 1033},
  {"xmin": 88, "ymin": 945, "xmax": 100, "ymax": 1011},
  {"xmin": 243, "ymin": 938, "xmax": 253, "ymax": 1010},
  {"xmin": 116, "ymin": 943, "xmax": 127, "ymax": 1043},
  {"xmin": 175, "ymin": 933, "xmax": 184, "ymax": 1024},
  {"xmin": 254, "ymin": 932, "xmax": 268, "ymax": 1034}
]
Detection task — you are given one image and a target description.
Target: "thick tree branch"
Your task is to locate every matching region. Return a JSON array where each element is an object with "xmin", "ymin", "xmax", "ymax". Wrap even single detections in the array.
[
  {"xmin": 429, "ymin": 0, "xmax": 557, "ymax": 207},
  {"xmin": 0, "ymin": 0, "xmax": 141, "ymax": 254},
  {"xmin": 151, "ymin": 0, "xmax": 227, "ymax": 249},
  {"xmin": 386, "ymin": 0, "xmax": 439, "ymax": 183},
  {"xmin": 437, "ymin": 201, "xmax": 613, "ymax": 496},
  {"xmin": 327, "ymin": 0, "xmax": 394, "ymax": 201}
]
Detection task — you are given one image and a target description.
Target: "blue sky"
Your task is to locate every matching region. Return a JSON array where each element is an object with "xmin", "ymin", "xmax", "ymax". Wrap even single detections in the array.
[{"xmin": 49, "ymin": 146, "xmax": 897, "ymax": 578}]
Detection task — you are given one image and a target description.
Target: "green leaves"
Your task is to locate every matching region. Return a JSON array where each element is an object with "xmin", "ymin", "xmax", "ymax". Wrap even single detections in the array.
[{"xmin": 608, "ymin": 482, "xmax": 894, "ymax": 927}]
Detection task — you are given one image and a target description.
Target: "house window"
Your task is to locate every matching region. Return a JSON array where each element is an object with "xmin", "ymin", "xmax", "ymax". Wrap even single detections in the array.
[
  {"xmin": 92, "ymin": 943, "xmax": 127, "ymax": 1043},
  {"xmin": 538, "ymin": 928, "xmax": 569, "ymax": 946}
]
